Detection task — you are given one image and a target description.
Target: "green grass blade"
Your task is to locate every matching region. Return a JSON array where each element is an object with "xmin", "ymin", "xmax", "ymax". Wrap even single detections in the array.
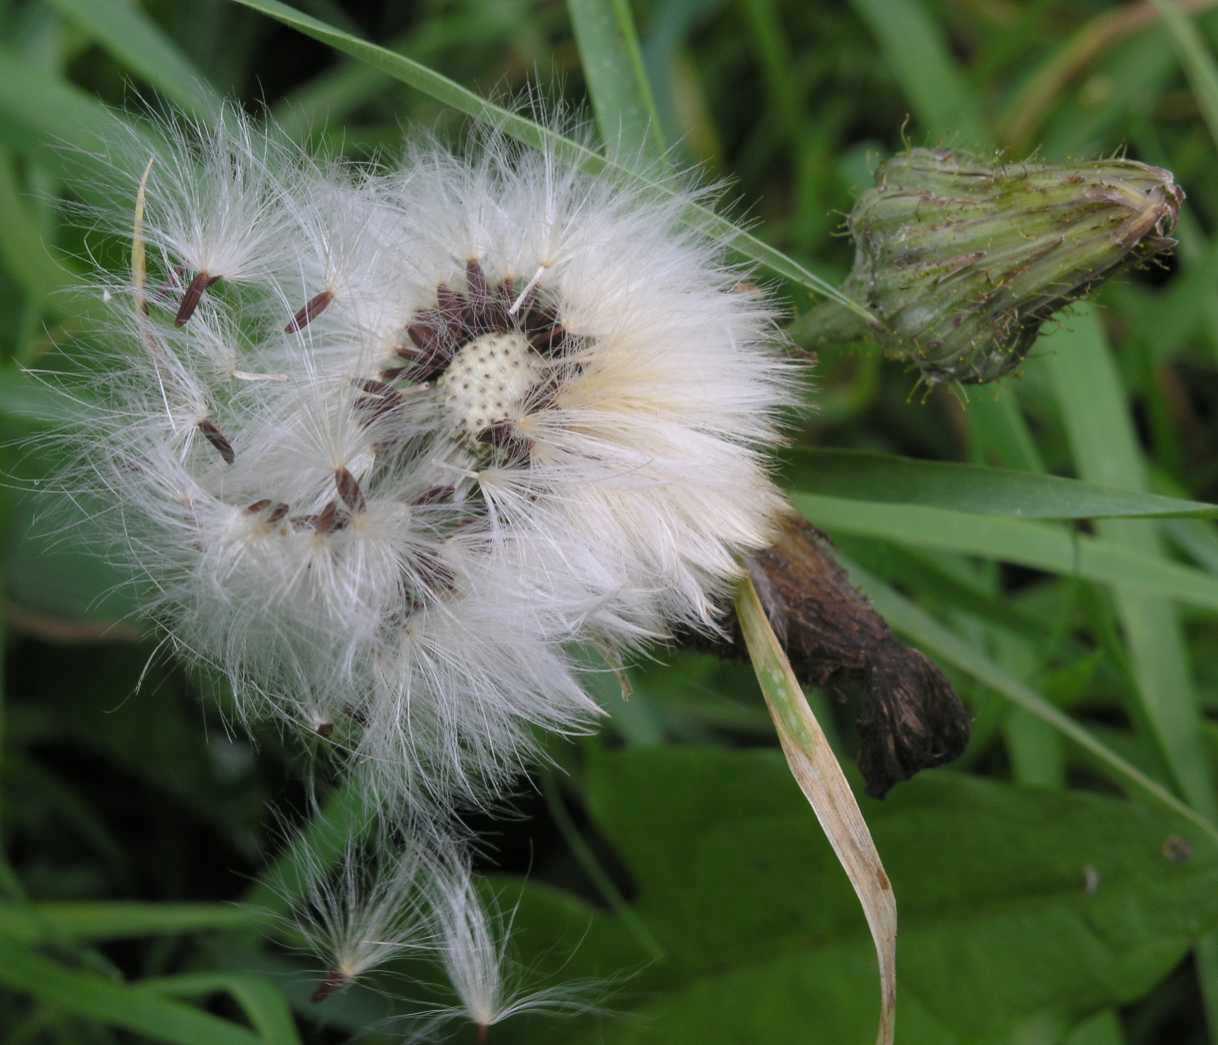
[
  {"xmin": 0, "ymin": 46, "xmax": 118, "ymax": 157},
  {"xmin": 1042, "ymin": 307, "xmax": 1214, "ymax": 811},
  {"xmin": 1040, "ymin": 303, "xmax": 1218, "ymax": 1039},
  {"xmin": 0, "ymin": 938, "xmax": 261, "ymax": 1045},
  {"xmin": 786, "ymin": 449, "xmax": 1218, "ymax": 519},
  {"xmin": 1149, "ymin": 0, "xmax": 1218, "ymax": 151},
  {"xmin": 793, "ymin": 493, "xmax": 1218, "ymax": 614},
  {"xmin": 229, "ymin": 0, "xmax": 873, "ymax": 320},
  {"xmin": 843, "ymin": 560, "xmax": 1218, "ymax": 846},
  {"xmin": 0, "ymin": 902, "xmax": 269, "ymax": 943},
  {"xmin": 241, "ymin": 779, "xmax": 370, "ymax": 920},
  {"xmin": 138, "ymin": 974, "xmax": 301, "ymax": 1045},
  {"xmin": 0, "ymin": 147, "xmax": 71, "ymax": 302},
  {"xmin": 848, "ymin": 0, "xmax": 989, "ymax": 148},
  {"xmin": 568, "ymin": 0, "xmax": 667, "ymax": 165},
  {"xmin": 739, "ymin": 0, "xmax": 803, "ymax": 140},
  {"xmin": 272, "ymin": 8, "xmax": 529, "ymax": 139},
  {"xmin": 44, "ymin": 0, "xmax": 222, "ymax": 122}
]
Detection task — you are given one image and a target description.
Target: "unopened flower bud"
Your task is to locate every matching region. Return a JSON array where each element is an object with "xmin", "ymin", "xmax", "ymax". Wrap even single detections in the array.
[{"xmin": 810, "ymin": 148, "xmax": 1182, "ymax": 385}]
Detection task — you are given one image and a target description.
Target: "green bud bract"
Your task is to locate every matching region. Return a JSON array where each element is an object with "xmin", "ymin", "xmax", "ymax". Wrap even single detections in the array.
[{"xmin": 838, "ymin": 148, "xmax": 1182, "ymax": 385}]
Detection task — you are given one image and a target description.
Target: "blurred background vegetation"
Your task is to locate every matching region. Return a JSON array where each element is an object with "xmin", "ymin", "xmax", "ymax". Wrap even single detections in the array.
[{"xmin": 4, "ymin": 0, "xmax": 1218, "ymax": 1042}]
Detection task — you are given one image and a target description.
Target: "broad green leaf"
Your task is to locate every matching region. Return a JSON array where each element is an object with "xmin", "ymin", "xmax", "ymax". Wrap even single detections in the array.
[
  {"xmin": 489, "ymin": 748, "xmax": 1218, "ymax": 1045},
  {"xmin": 0, "ymin": 937, "xmax": 261, "ymax": 1045},
  {"xmin": 138, "ymin": 974, "xmax": 301, "ymax": 1045},
  {"xmin": 794, "ymin": 493, "xmax": 1218, "ymax": 615},
  {"xmin": 229, "ymin": 0, "xmax": 872, "ymax": 320},
  {"xmin": 44, "ymin": 0, "xmax": 222, "ymax": 121},
  {"xmin": 786, "ymin": 449, "xmax": 1218, "ymax": 519}
]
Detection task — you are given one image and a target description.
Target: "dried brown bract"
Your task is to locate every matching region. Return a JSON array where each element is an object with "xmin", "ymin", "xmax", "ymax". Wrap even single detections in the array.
[{"xmin": 744, "ymin": 515, "xmax": 970, "ymax": 797}]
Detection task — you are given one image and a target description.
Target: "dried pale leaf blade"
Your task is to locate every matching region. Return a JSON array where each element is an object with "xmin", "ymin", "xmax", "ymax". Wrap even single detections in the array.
[
  {"xmin": 746, "ymin": 514, "xmax": 970, "ymax": 796},
  {"xmin": 132, "ymin": 155, "xmax": 154, "ymax": 309},
  {"xmin": 735, "ymin": 575, "xmax": 897, "ymax": 1045}
]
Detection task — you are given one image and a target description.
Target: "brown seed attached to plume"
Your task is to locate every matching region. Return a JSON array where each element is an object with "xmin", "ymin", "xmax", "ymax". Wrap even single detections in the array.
[
  {"xmin": 285, "ymin": 289, "xmax": 334, "ymax": 333},
  {"xmin": 175, "ymin": 271, "xmax": 220, "ymax": 326},
  {"xmin": 334, "ymin": 467, "xmax": 366, "ymax": 513},
  {"xmin": 197, "ymin": 419, "xmax": 235, "ymax": 464}
]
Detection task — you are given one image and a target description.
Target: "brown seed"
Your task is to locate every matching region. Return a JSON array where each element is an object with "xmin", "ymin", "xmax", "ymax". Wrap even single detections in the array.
[
  {"xmin": 405, "ymin": 315, "xmax": 442, "ymax": 353},
  {"xmin": 267, "ymin": 502, "xmax": 290, "ymax": 524},
  {"xmin": 335, "ymin": 467, "xmax": 366, "ymax": 513},
  {"xmin": 466, "ymin": 258, "xmax": 488, "ymax": 302},
  {"xmin": 315, "ymin": 499, "xmax": 343, "ymax": 534},
  {"xmin": 357, "ymin": 378, "xmax": 395, "ymax": 397},
  {"xmin": 284, "ymin": 288, "xmax": 335, "ymax": 333},
  {"xmin": 354, "ymin": 378, "xmax": 402, "ymax": 423},
  {"xmin": 477, "ymin": 420, "xmax": 532, "ymax": 464},
  {"xmin": 529, "ymin": 322, "xmax": 567, "ymax": 355},
  {"xmin": 436, "ymin": 283, "xmax": 465, "ymax": 319},
  {"xmin": 311, "ymin": 970, "xmax": 347, "ymax": 1004},
  {"xmin": 413, "ymin": 485, "xmax": 454, "ymax": 506},
  {"xmin": 197, "ymin": 419, "xmax": 235, "ymax": 464},
  {"xmin": 246, "ymin": 498, "xmax": 271, "ymax": 514},
  {"xmin": 175, "ymin": 271, "xmax": 220, "ymax": 326}
]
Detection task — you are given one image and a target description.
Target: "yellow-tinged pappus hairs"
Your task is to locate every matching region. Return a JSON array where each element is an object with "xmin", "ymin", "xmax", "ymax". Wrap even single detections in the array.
[{"xmin": 47, "ymin": 101, "xmax": 797, "ymax": 818}]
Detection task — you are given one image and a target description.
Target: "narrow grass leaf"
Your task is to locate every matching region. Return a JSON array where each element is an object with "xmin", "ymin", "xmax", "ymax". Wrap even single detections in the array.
[
  {"xmin": 736, "ymin": 575, "xmax": 896, "ymax": 1045},
  {"xmin": 0, "ymin": 148, "xmax": 71, "ymax": 301},
  {"xmin": 229, "ymin": 0, "xmax": 872, "ymax": 319},
  {"xmin": 787, "ymin": 449, "xmax": 1218, "ymax": 519},
  {"xmin": 0, "ymin": 937, "xmax": 261, "ymax": 1045},
  {"xmin": 0, "ymin": 47, "xmax": 118, "ymax": 157},
  {"xmin": 849, "ymin": 0, "xmax": 988, "ymax": 148},
  {"xmin": 45, "ymin": 0, "xmax": 222, "ymax": 121},
  {"xmin": 843, "ymin": 560, "xmax": 1218, "ymax": 846},
  {"xmin": 794, "ymin": 493, "xmax": 1218, "ymax": 614},
  {"xmin": 0, "ymin": 901, "xmax": 269, "ymax": 943},
  {"xmin": 1041, "ymin": 303, "xmax": 1218, "ymax": 1040},
  {"xmin": 1149, "ymin": 0, "xmax": 1218, "ymax": 151},
  {"xmin": 138, "ymin": 974, "xmax": 301, "ymax": 1045},
  {"xmin": 568, "ymin": 0, "xmax": 667, "ymax": 165},
  {"xmin": 241, "ymin": 779, "xmax": 371, "ymax": 919}
]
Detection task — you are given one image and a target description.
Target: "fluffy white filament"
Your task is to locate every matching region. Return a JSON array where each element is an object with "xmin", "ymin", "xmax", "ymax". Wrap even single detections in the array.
[
  {"xmin": 405, "ymin": 852, "xmax": 604, "ymax": 1041},
  {"xmin": 52, "ymin": 101, "xmax": 797, "ymax": 1028},
  {"xmin": 57, "ymin": 103, "xmax": 793, "ymax": 819}
]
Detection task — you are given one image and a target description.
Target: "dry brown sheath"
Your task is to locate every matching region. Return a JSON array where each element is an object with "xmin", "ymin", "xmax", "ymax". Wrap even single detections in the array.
[{"xmin": 695, "ymin": 514, "xmax": 971, "ymax": 797}]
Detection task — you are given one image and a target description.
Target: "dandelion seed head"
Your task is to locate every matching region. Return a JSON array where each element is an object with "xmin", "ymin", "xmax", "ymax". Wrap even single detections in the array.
[{"xmin": 52, "ymin": 101, "xmax": 798, "ymax": 814}]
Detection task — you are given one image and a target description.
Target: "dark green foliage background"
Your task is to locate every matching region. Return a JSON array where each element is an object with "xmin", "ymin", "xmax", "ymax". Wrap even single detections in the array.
[{"xmin": 3, "ymin": 1, "xmax": 1218, "ymax": 1042}]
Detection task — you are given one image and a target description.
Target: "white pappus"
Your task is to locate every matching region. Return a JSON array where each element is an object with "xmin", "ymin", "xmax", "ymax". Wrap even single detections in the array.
[
  {"xmin": 53, "ymin": 101, "xmax": 796, "ymax": 817},
  {"xmin": 405, "ymin": 850, "xmax": 607, "ymax": 1042}
]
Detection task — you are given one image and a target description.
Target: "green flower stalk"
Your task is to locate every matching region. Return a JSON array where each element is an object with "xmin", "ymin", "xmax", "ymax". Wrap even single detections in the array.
[{"xmin": 807, "ymin": 148, "xmax": 1183, "ymax": 385}]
